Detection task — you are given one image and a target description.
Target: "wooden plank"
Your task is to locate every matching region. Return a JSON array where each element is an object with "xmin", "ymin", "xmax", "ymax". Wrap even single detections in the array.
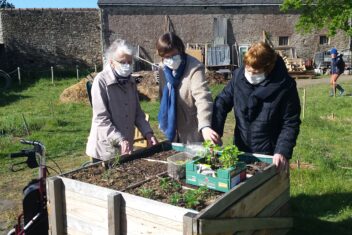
[
  {"xmin": 122, "ymin": 205, "xmax": 186, "ymax": 232},
  {"xmin": 47, "ymin": 177, "xmax": 64, "ymax": 235},
  {"xmin": 220, "ymin": 172, "xmax": 289, "ymax": 218},
  {"xmin": 61, "ymin": 177, "xmax": 195, "ymax": 222},
  {"xmin": 196, "ymin": 165, "xmax": 277, "ymax": 219},
  {"xmin": 66, "ymin": 215, "xmax": 107, "ymax": 235},
  {"xmin": 183, "ymin": 212, "xmax": 197, "ymax": 235},
  {"xmin": 238, "ymin": 189, "xmax": 290, "ymax": 235},
  {"xmin": 198, "ymin": 217, "xmax": 293, "ymax": 234},
  {"xmin": 108, "ymin": 192, "xmax": 121, "ymax": 235},
  {"xmin": 64, "ymin": 191, "xmax": 107, "ymax": 228}
]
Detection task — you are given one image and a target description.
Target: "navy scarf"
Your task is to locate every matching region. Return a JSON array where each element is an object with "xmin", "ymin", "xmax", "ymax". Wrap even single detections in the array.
[
  {"xmin": 158, "ymin": 55, "xmax": 187, "ymax": 141},
  {"xmin": 236, "ymin": 57, "xmax": 291, "ymax": 121}
]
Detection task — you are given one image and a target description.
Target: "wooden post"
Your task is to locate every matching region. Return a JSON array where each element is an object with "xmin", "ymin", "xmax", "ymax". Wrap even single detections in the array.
[
  {"xmin": 108, "ymin": 192, "xmax": 122, "ymax": 235},
  {"xmin": 183, "ymin": 212, "xmax": 197, "ymax": 235},
  {"xmin": 17, "ymin": 67, "xmax": 21, "ymax": 85},
  {"xmin": 47, "ymin": 177, "xmax": 64, "ymax": 235},
  {"xmin": 302, "ymin": 88, "xmax": 306, "ymax": 119},
  {"xmin": 21, "ymin": 113, "xmax": 30, "ymax": 136},
  {"xmin": 51, "ymin": 66, "xmax": 54, "ymax": 84},
  {"xmin": 76, "ymin": 65, "xmax": 79, "ymax": 80}
]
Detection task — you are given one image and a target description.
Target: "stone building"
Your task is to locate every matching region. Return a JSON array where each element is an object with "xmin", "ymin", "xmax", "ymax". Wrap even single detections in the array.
[
  {"xmin": 0, "ymin": 8, "xmax": 101, "ymax": 70},
  {"xmin": 98, "ymin": 0, "xmax": 350, "ymax": 67}
]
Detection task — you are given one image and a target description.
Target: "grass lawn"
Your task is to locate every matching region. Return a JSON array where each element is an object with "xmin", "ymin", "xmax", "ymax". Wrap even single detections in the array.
[{"xmin": 0, "ymin": 76, "xmax": 351, "ymax": 234}]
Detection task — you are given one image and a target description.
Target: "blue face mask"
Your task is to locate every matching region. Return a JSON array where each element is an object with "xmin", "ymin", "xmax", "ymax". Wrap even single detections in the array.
[{"xmin": 163, "ymin": 55, "xmax": 182, "ymax": 70}]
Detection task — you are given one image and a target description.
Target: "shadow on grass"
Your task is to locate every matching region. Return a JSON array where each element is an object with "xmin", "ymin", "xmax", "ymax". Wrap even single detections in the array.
[{"xmin": 289, "ymin": 192, "xmax": 352, "ymax": 235}]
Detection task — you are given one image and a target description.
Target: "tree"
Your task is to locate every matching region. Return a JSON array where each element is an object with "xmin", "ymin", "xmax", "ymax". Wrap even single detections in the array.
[
  {"xmin": 0, "ymin": 0, "xmax": 15, "ymax": 8},
  {"xmin": 281, "ymin": 0, "xmax": 352, "ymax": 36}
]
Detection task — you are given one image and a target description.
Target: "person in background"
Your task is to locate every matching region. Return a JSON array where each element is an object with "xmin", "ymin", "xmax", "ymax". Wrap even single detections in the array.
[
  {"xmin": 86, "ymin": 39, "xmax": 158, "ymax": 162},
  {"xmin": 212, "ymin": 42, "xmax": 301, "ymax": 172},
  {"xmin": 157, "ymin": 32, "xmax": 220, "ymax": 144},
  {"xmin": 329, "ymin": 48, "xmax": 345, "ymax": 96}
]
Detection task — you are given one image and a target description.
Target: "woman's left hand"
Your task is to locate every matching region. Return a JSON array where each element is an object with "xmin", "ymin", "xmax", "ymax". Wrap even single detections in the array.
[
  {"xmin": 145, "ymin": 133, "xmax": 158, "ymax": 147},
  {"xmin": 201, "ymin": 127, "xmax": 221, "ymax": 145}
]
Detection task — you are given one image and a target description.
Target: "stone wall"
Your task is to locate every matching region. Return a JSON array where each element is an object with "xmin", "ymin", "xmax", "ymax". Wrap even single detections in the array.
[
  {"xmin": 101, "ymin": 5, "xmax": 350, "ymax": 65},
  {"xmin": 1, "ymin": 8, "xmax": 102, "ymax": 70}
]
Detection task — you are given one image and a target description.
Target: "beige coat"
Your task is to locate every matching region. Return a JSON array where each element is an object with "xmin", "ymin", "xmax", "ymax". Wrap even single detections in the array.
[
  {"xmin": 86, "ymin": 66, "xmax": 153, "ymax": 160},
  {"xmin": 159, "ymin": 55, "xmax": 213, "ymax": 144}
]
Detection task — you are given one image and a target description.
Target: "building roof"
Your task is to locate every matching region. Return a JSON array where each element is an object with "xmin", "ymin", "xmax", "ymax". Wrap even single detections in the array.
[{"xmin": 98, "ymin": 0, "xmax": 284, "ymax": 7}]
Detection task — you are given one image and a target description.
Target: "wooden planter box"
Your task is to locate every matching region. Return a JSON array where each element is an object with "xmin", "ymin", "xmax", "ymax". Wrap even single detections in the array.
[{"xmin": 47, "ymin": 142, "xmax": 292, "ymax": 235}]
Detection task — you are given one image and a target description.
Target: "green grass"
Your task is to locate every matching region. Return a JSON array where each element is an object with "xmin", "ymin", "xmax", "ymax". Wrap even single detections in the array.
[{"xmin": 0, "ymin": 77, "xmax": 352, "ymax": 234}]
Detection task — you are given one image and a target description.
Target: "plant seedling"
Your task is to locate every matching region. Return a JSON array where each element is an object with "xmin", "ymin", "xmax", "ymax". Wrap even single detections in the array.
[
  {"xmin": 169, "ymin": 192, "xmax": 182, "ymax": 205},
  {"xmin": 138, "ymin": 187, "xmax": 155, "ymax": 199},
  {"xmin": 183, "ymin": 190, "xmax": 200, "ymax": 209},
  {"xmin": 202, "ymin": 140, "xmax": 222, "ymax": 165},
  {"xmin": 159, "ymin": 177, "xmax": 170, "ymax": 191},
  {"xmin": 219, "ymin": 145, "xmax": 241, "ymax": 169}
]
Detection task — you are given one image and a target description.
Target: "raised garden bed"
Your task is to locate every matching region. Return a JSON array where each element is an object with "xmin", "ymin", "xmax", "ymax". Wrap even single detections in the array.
[{"xmin": 47, "ymin": 142, "xmax": 292, "ymax": 235}]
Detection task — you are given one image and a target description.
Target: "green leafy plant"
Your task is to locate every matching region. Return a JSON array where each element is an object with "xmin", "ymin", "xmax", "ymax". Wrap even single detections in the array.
[
  {"xmin": 101, "ymin": 169, "xmax": 111, "ymax": 180},
  {"xmin": 202, "ymin": 140, "xmax": 221, "ymax": 165},
  {"xmin": 169, "ymin": 192, "xmax": 182, "ymax": 205},
  {"xmin": 171, "ymin": 181, "xmax": 182, "ymax": 190},
  {"xmin": 219, "ymin": 145, "xmax": 241, "ymax": 169},
  {"xmin": 159, "ymin": 177, "xmax": 170, "ymax": 191},
  {"xmin": 194, "ymin": 186, "xmax": 209, "ymax": 201},
  {"xmin": 111, "ymin": 154, "xmax": 120, "ymax": 168},
  {"xmin": 138, "ymin": 187, "xmax": 155, "ymax": 199},
  {"xmin": 183, "ymin": 190, "xmax": 200, "ymax": 209}
]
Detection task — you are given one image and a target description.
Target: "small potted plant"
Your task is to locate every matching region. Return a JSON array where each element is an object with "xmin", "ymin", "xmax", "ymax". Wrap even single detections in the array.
[{"xmin": 186, "ymin": 142, "xmax": 246, "ymax": 192}]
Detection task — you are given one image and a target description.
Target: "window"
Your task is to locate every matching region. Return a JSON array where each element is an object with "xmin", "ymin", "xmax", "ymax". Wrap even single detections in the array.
[
  {"xmin": 320, "ymin": 35, "xmax": 329, "ymax": 45},
  {"xmin": 278, "ymin": 36, "xmax": 289, "ymax": 46}
]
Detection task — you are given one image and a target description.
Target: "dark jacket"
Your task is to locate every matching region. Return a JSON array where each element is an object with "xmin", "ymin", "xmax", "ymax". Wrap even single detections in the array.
[{"xmin": 212, "ymin": 56, "xmax": 301, "ymax": 159}]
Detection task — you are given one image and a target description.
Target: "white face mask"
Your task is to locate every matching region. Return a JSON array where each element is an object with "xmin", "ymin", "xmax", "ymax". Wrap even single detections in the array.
[
  {"xmin": 116, "ymin": 63, "xmax": 132, "ymax": 77},
  {"xmin": 244, "ymin": 69, "xmax": 266, "ymax": 85},
  {"xmin": 163, "ymin": 55, "xmax": 182, "ymax": 70}
]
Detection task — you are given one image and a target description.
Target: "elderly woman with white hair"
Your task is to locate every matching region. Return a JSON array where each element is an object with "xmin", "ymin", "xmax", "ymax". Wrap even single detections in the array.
[{"xmin": 86, "ymin": 39, "xmax": 158, "ymax": 162}]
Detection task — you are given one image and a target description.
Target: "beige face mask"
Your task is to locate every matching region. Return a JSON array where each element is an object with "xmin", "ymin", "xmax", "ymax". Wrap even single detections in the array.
[{"xmin": 244, "ymin": 69, "xmax": 266, "ymax": 85}]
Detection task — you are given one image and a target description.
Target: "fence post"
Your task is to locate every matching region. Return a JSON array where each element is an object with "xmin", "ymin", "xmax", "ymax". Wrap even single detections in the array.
[
  {"xmin": 51, "ymin": 66, "xmax": 54, "ymax": 84},
  {"xmin": 17, "ymin": 67, "xmax": 21, "ymax": 85},
  {"xmin": 76, "ymin": 65, "xmax": 79, "ymax": 80},
  {"xmin": 302, "ymin": 88, "xmax": 306, "ymax": 119},
  {"xmin": 94, "ymin": 64, "xmax": 97, "ymax": 73}
]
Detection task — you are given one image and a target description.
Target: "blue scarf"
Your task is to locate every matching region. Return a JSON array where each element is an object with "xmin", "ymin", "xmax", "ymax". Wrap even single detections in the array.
[{"xmin": 158, "ymin": 55, "xmax": 187, "ymax": 141}]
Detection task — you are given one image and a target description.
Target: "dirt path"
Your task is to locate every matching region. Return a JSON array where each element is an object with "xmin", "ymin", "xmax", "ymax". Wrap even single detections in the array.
[{"xmin": 295, "ymin": 74, "xmax": 352, "ymax": 88}]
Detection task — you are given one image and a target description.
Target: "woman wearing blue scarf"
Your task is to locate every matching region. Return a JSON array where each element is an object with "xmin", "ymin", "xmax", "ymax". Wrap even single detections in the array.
[{"xmin": 157, "ymin": 32, "xmax": 220, "ymax": 144}]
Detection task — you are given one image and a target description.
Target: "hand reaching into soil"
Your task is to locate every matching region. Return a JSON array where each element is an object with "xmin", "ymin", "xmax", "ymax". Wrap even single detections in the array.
[
  {"xmin": 273, "ymin": 153, "xmax": 289, "ymax": 173},
  {"xmin": 120, "ymin": 140, "xmax": 132, "ymax": 155},
  {"xmin": 201, "ymin": 127, "xmax": 221, "ymax": 144},
  {"xmin": 145, "ymin": 133, "xmax": 158, "ymax": 147}
]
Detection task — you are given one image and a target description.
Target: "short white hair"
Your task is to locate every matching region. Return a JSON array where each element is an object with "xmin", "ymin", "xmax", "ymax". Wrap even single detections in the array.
[{"xmin": 104, "ymin": 39, "xmax": 134, "ymax": 64}]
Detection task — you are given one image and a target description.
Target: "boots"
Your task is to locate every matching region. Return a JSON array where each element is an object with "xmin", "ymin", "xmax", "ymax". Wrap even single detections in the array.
[{"xmin": 336, "ymin": 84, "xmax": 345, "ymax": 96}]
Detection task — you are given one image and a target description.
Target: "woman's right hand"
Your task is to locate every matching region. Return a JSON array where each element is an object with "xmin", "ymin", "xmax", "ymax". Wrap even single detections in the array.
[
  {"xmin": 201, "ymin": 127, "xmax": 222, "ymax": 145},
  {"xmin": 120, "ymin": 140, "xmax": 132, "ymax": 155}
]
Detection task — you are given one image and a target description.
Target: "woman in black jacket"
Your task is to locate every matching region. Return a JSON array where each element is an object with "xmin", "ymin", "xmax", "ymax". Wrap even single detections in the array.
[{"xmin": 212, "ymin": 42, "xmax": 301, "ymax": 172}]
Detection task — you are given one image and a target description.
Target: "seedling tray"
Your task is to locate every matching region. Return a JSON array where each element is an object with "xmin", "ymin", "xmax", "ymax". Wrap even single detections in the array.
[{"xmin": 185, "ymin": 157, "xmax": 247, "ymax": 192}]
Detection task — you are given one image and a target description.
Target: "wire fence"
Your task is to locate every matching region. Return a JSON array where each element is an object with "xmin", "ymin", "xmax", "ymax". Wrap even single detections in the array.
[{"xmin": 1, "ymin": 64, "xmax": 100, "ymax": 89}]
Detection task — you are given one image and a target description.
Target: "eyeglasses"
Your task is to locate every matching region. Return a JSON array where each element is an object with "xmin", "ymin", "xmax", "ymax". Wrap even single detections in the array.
[{"xmin": 112, "ymin": 58, "xmax": 133, "ymax": 65}]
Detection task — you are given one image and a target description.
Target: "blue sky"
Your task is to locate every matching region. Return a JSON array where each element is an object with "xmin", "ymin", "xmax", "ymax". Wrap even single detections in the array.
[{"xmin": 10, "ymin": 0, "xmax": 98, "ymax": 8}]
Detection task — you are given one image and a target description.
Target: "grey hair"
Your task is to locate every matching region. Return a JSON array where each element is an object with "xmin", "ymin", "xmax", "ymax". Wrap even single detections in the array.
[{"xmin": 104, "ymin": 39, "xmax": 134, "ymax": 66}]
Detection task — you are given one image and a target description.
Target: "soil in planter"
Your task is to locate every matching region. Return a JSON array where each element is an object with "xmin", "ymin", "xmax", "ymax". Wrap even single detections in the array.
[
  {"xmin": 246, "ymin": 161, "xmax": 270, "ymax": 175},
  {"xmin": 66, "ymin": 150, "xmax": 181, "ymax": 190},
  {"xmin": 146, "ymin": 149, "xmax": 178, "ymax": 161},
  {"xmin": 125, "ymin": 176, "xmax": 223, "ymax": 211},
  {"xmin": 66, "ymin": 158, "xmax": 167, "ymax": 190}
]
